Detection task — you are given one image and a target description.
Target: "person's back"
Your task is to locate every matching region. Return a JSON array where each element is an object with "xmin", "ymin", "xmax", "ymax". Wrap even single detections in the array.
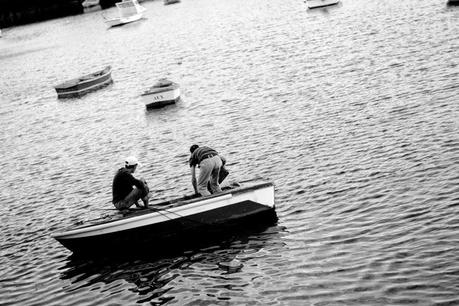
[
  {"xmin": 112, "ymin": 167, "xmax": 136, "ymax": 204},
  {"xmin": 189, "ymin": 144, "xmax": 222, "ymax": 196},
  {"xmin": 112, "ymin": 156, "xmax": 150, "ymax": 210},
  {"xmin": 189, "ymin": 146, "xmax": 218, "ymax": 167}
]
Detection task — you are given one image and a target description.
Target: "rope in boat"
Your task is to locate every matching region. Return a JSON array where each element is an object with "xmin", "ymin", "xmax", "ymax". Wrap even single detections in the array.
[
  {"xmin": 80, "ymin": 183, "xmax": 244, "ymax": 226},
  {"xmin": 149, "ymin": 204, "xmax": 212, "ymax": 226}
]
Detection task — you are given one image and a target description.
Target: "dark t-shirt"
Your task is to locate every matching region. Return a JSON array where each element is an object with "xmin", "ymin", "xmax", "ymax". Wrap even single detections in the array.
[
  {"xmin": 189, "ymin": 146, "xmax": 218, "ymax": 167},
  {"xmin": 112, "ymin": 168, "xmax": 144, "ymax": 203}
]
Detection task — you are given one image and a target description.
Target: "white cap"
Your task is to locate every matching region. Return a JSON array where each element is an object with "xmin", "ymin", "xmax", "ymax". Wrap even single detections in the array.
[{"xmin": 125, "ymin": 156, "xmax": 139, "ymax": 167}]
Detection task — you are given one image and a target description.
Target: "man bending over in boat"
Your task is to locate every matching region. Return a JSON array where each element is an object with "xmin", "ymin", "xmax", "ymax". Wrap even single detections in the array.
[
  {"xmin": 189, "ymin": 144, "xmax": 223, "ymax": 196},
  {"xmin": 112, "ymin": 156, "xmax": 150, "ymax": 210}
]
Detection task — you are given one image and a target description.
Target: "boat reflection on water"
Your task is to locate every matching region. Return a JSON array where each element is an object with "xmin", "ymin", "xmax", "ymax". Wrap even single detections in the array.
[{"xmin": 59, "ymin": 224, "xmax": 286, "ymax": 304}]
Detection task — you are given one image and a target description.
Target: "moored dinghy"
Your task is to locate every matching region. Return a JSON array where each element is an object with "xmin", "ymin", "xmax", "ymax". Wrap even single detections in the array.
[
  {"xmin": 82, "ymin": 0, "xmax": 101, "ymax": 12},
  {"xmin": 54, "ymin": 66, "xmax": 113, "ymax": 99},
  {"xmin": 306, "ymin": 0, "xmax": 340, "ymax": 9},
  {"xmin": 82, "ymin": 0, "xmax": 99, "ymax": 8},
  {"xmin": 52, "ymin": 178, "xmax": 277, "ymax": 255},
  {"xmin": 141, "ymin": 78, "xmax": 180, "ymax": 109},
  {"xmin": 104, "ymin": 0, "xmax": 146, "ymax": 27},
  {"xmin": 164, "ymin": 0, "xmax": 181, "ymax": 5}
]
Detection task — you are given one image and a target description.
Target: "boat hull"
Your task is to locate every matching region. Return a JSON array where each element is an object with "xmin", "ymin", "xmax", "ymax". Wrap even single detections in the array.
[
  {"xmin": 83, "ymin": 5, "xmax": 101, "ymax": 13},
  {"xmin": 105, "ymin": 0, "xmax": 146, "ymax": 27},
  {"xmin": 56, "ymin": 202, "xmax": 276, "ymax": 255},
  {"xmin": 307, "ymin": 0, "xmax": 340, "ymax": 9},
  {"xmin": 53, "ymin": 179, "xmax": 277, "ymax": 255},
  {"xmin": 82, "ymin": 0, "xmax": 99, "ymax": 8},
  {"xmin": 164, "ymin": 0, "xmax": 181, "ymax": 5},
  {"xmin": 141, "ymin": 85, "xmax": 180, "ymax": 109},
  {"xmin": 105, "ymin": 13, "xmax": 144, "ymax": 27},
  {"xmin": 54, "ymin": 66, "xmax": 112, "ymax": 99}
]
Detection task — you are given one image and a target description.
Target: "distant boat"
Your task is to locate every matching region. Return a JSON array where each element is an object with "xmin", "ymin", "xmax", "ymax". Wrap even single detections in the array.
[
  {"xmin": 164, "ymin": 0, "xmax": 180, "ymax": 5},
  {"xmin": 82, "ymin": 0, "xmax": 99, "ymax": 8},
  {"xmin": 447, "ymin": 0, "xmax": 459, "ymax": 5},
  {"xmin": 141, "ymin": 78, "xmax": 180, "ymax": 109},
  {"xmin": 54, "ymin": 66, "xmax": 113, "ymax": 99},
  {"xmin": 306, "ymin": 0, "xmax": 340, "ymax": 9},
  {"xmin": 104, "ymin": 0, "xmax": 146, "ymax": 27}
]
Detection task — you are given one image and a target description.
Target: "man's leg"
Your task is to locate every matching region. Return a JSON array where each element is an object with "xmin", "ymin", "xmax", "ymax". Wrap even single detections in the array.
[
  {"xmin": 197, "ymin": 159, "xmax": 213, "ymax": 196},
  {"xmin": 122, "ymin": 188, "xmax": 144, "ymax": 208},
  {"xmin": 140, "ymin": 180, "xmax": 150, "ymax": 207},
  {"xmin": 209, "ymin": 156, "xmax": 222, "ymax": 194}
]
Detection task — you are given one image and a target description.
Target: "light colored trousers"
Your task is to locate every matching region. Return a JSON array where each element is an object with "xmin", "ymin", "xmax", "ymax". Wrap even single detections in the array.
[{"xmin": 198, "ymin": 155, "xmax": 222, "ymax": 196}]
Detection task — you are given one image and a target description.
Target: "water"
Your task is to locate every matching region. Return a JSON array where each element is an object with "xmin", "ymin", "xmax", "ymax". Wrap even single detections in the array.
[{"xmin": 1, "ymin": 0, "xmax": 458, "ymax": 304}]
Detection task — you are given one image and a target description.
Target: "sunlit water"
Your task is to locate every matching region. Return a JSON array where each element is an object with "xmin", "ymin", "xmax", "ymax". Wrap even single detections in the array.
[{"xmin": 1, "ymin": 0, "xmax": 458, "ymax": 305}]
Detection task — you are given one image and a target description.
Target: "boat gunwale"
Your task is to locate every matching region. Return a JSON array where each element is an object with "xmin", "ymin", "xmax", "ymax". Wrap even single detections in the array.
[
  {"xmin": 105, "ymin": 13, "xmax": 143, "ymax": 26},
  {"xmin": 54, "ymin": 66, "xmax": 112, "ymax": 90},
  {"xmin": 307, "ymin": 0, "xmax": 340, "ymax": 9},
  {"xmin": 55, "ymin": 78, "xmax": 113, "ymax": 97},
  {"xmin": 52, "ymin": 180, "xmax": 273, "ymax": 237},
  {"xmin": 141, "ymin": 83, "xmax": 179, "ymax": 96}
]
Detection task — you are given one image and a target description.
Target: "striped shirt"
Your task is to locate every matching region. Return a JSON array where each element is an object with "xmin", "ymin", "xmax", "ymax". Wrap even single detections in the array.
[{"xmin": 189, "ymin": 146, "xmax": 218, "ymax": 167}]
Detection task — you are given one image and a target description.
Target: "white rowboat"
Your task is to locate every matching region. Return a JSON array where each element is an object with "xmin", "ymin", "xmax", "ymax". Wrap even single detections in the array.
[
  {"xmin": 105, "ymin": 0, "xmax": 146, "ymax": 27},
  {"xmin": 82, "ymin": 0, "xmax": 99, "ymax": 8},
  {"xmin": 141, "ymin": 78, "xmax": 180, "ymax": 109},
  {"xmin": 52, "ymin": 178, "xmax": 277, "ymax": 255}
]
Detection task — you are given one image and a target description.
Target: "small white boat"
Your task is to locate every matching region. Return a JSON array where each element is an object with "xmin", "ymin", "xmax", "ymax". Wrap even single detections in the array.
[
  {"xmin": 104, "ymin": 0, "xmax": 146, "ymax": 27},
  {"xmin": 141, "ymin": 78, "xmax": 180, "ymax": 109},
  {"xmin": 54, "ymin": 66, "xmax": 113, "ymax": 99},
  {"xmin": 52, "ymin": 178, "xmax": 277, "ymax": 255},
  {"xmin": 306, "ymin": 0, "xmax": 340, "ymax": 9},
  {"xmin": 82, "ymin": 0, "xmax": 99, "ymax": 8},
  {"xmin": 164, "ymin": 0, "xmax": 180, "ymax": 5}
]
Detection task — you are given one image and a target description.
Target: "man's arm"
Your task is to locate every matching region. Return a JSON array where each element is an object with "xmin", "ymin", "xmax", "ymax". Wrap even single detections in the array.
[
  {"xmin": 130, "ymin": 175, "xmax": 147, "ymax": 192},
  {"xmin": 190, "ymin": 166, "xmax": 198, "ymax": 194}
]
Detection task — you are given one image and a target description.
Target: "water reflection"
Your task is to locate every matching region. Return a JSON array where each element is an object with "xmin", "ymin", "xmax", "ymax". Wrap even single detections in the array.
[
  {"xmin": 60, "ymin": 224, "xmax": 285, "ymax": 305},
  {"xmin": 0, "ymin": 45, "xmax": 57, "ymax": 60}
]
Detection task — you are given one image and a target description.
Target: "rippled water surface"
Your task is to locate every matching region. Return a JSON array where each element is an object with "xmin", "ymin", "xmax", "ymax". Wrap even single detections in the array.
[{"xmin": 1, "ymin": 0, "xmax": 458, "ymax": 305}]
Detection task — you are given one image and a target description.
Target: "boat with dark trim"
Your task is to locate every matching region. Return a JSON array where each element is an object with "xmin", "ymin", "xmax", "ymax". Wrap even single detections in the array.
[
  {"xmin": 164, "ymin": 0, "xmax": 180, "ymax": 5},
  {"xmin": 52, "ymin": 178, "xmax": 277, "ymax": 255},
  {"xmin": 141, "ymin": 78, "xmax": 180, "ymax": 109},
  {"xmin": 306, "ymin": 0, "xmax": 340, "ymax": 9},
  {"xmin": 54, "ymin": 66, "xmax": 112, "ymax": 99}
]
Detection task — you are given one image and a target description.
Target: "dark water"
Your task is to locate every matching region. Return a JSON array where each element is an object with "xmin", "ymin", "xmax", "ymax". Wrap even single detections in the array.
[{"xmin": 1, "ymin": 0, "xmax": 458, "ymax": 305}]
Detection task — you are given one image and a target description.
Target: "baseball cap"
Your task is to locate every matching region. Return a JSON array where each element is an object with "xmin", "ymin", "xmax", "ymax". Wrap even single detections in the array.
[{"xmin": 125, "ymin": 156, "xmax": 140, "ymax": 167}]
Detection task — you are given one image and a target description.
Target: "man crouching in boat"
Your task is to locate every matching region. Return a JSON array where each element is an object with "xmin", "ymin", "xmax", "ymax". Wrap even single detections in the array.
[
  {"xmin": 112, "ymin": 156, "xmax": 150, "ymax": 210},
  {"xmin": 189, "ymin": 144, "xmax": 222, "ymax": 196}
]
